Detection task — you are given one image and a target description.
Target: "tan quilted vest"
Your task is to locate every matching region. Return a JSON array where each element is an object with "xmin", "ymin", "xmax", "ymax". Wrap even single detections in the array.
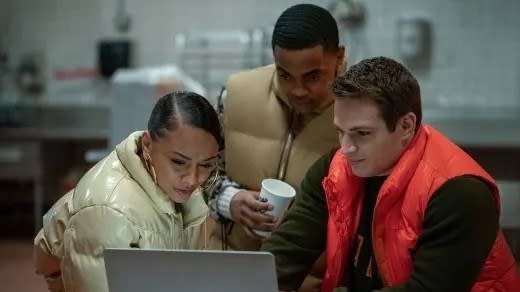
[{"xmin": 221, "ymin": 64, "xmax": 338, "ymax": 250}]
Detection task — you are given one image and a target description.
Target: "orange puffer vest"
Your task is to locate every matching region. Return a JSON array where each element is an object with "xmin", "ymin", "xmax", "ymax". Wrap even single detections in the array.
[{"xmin": 321, "ymin": 125, "xmax": 520, "ymax": 292}]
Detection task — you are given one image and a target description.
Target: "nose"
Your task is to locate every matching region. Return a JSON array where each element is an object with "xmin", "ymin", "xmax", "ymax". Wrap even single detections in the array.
[
  {"xmin": 340, "ymin": 134, "xmax": 357, "ymax": 155},
  {"xmin": 291, "ymin": 87, "xmax": 308, "ymax": 97},
  {"xmin": 182, "ymin": 167, "xmax": 198, "ymax": 188},
  {"xmin": 290, "ymin": 80, "xmax": 308, "ymax": 97}
]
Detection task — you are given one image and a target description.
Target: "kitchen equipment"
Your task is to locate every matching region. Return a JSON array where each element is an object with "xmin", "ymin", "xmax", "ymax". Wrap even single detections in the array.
[
  {"xmin": 15, "ymin": 51, "xmax": 46, "ymax": 95},
  {"xmin": 173, "ymin": 29, "xmax": 271, "ymax": 106},
  {"xmin": 97, "ymin": 39, "xmax": 132, "ymax": 79},
  {"xmin": 497, "ymin": 181, "xmax": 520, "ymax": 228},
  {"xmin": 108, "ymin": 65, "xmax": 205, "ymax": 149},
  {"xmin": 397, "ymin": 15, "xmax": 432, "ymax": 61}
]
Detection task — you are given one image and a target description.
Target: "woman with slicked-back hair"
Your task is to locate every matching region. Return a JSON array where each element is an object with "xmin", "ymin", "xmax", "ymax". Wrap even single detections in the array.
[{"xmin": 34, "ymin": 91, "xmax": 223, "ymax": 292}]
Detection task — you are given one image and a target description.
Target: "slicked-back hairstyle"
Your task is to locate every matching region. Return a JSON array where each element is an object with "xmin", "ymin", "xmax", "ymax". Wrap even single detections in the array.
[
  {"xmin": 272, "ymin": 4, "xmax": 339, "ymax": 52},
  {"xmin": 148, "ymin": 91, "xmax": 224, "ymax": 150},
  {"xmin": 332, "ymin": 57, "xmax": 422, "ymax": 131}
]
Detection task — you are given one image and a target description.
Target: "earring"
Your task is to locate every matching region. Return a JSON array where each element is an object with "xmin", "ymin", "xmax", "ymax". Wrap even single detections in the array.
[
  {"xmin": 143, "ymin": 152, "xmax": 158, "ymax": 184},
  {"xmin": 202, "ymin": 166, "xmax": 220, "ymax": 192}
]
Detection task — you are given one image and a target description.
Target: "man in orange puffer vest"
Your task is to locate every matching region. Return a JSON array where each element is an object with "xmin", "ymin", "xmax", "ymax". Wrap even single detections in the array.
[{"xmin": 262, "ymin": 56, "xmax": 520, "ymax": 291}]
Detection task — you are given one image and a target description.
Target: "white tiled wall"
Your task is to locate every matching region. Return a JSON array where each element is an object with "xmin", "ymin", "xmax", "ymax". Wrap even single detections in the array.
[
  {"xmin": 3, "ymin": 0, "xmax": 520, "ymax": 112},
  {"xmin": 344, "ymin": 0, "xmax": 520, "ymax": 114},
  {"xmin": 0, "ymin": 1, "xmax": 5, "ymax": 39},
  {"xmin": 2, "ymin": 0, "xmax": 320, "ymax": 69}
]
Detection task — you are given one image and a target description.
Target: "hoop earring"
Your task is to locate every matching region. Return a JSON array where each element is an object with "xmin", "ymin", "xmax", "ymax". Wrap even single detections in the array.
[
  {"xmin": 143, "ymin": 152, "xmax": 158, "ymax": 184},
  {"xmin": 202, "ymin": 166, "xmax": 220, "ymax": 192}
]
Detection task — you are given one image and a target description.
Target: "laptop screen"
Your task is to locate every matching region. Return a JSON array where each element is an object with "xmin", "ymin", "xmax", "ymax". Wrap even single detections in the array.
[{"xmin": 104, "ymin": 248, "xmax": 279, "ymax": 292}]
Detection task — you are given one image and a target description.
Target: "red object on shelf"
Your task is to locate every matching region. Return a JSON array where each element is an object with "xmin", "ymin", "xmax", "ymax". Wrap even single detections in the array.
[{"xmin": 54, "ymin": 68, "xmax": 98, "ymax": 81}]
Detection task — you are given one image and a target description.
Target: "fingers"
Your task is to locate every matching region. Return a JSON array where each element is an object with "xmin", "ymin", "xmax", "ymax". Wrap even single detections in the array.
[
  {"xmin": 244, "ymin": 192, "xmax": 274, "ymax": 212},
  {"xmin": 238, "ymin": 207, "xmax": 277, "ymax": 229},
  {"xmin": 245, "ymin": 198, "xmax": 273, "ymax": 213},
  {"xmin": 242, "ymin": 227, "xmax": 265, "ymax": 239},
  {"xmin": 232, "ymin": 189, "xmax": 279, "ymax": 233},
  {"xmin": 238, "ymin": 199, "xmax": 277, "ymax": 230},
  {"xmin": 242, "ymin": 226, "xmax": 257, "ymax": 238}
]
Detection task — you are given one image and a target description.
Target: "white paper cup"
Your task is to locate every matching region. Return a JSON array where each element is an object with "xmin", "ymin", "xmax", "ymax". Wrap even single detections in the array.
[{"xmin": 253, "ymin": 178, "xmax": 296, "ymax": 237}]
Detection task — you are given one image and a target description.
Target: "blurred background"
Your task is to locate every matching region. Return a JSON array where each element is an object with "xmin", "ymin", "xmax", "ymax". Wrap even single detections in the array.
[{"xmin": 1, "ymin": 0, "xmax": 519, "ymax": 290}]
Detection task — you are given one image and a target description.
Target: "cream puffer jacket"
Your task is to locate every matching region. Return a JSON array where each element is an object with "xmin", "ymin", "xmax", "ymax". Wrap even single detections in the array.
[{"xmin": 34, "ymin": 131, "xmax": 209, "ymax": 292}]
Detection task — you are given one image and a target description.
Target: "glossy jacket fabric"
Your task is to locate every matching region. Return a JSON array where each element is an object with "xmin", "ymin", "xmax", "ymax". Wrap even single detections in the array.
[
  {"xmin": 322, "ymin": 125, "xmax": 520, "ymax": 292},
  {"xmin": 34, "ymin": 131, "xmax": 209, "ymax": 292}
]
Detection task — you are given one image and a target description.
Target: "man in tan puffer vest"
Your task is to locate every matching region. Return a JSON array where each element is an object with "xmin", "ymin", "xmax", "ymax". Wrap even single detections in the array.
[{"xmin": 205, "ymin": 4, "xmax": 347, "ymax": 291}]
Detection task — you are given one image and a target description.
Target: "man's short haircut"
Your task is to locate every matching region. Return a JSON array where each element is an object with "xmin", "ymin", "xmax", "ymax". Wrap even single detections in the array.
[
  {"xmin": 332, "ymin": 56, "xmax": 422, "ymax": 131},
  {"xmin": 272, "ymin": 4, "xmax": 339, "ymax": 52}
]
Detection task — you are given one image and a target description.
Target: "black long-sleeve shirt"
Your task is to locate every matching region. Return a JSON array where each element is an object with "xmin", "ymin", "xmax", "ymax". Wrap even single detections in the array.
[{"xmin": 261, "ymin": 150, "xmax": 499, "ymax": 292}]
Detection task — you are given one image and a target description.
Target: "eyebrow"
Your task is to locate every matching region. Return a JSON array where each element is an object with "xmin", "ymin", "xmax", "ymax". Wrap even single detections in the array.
[
  {"xmin": 173, "ymin": 151, "xmax": 219, "ymax": 162},
  {"xmin": 333, "ymin": 123, "xmax": 374, "ymax": 132},
  {"xmin": 346, "ymin": 127, "xmax": 376, "ymax": 134},
  {"xmin": 275, "ymin": 66, "xmax": 289, "ymax": 74},
  {"xmin": 276, "ymin": 66, "xmax": 321, "ymax": 77},
  {"xmin": 348, "ymin": 126, "xmax": 374, "ymax": 131},
  {"xmin": 303, "ymin": 69, "xmax": 321, "ymax": 77}
]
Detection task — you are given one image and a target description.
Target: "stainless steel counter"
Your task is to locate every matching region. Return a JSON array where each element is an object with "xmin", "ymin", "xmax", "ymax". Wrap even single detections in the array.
[
  {"xmin": 425, "ymin": 117, "xmax": 520, "ymax": 147},
  {"xmin": 1, "ymin": 101, "xmax": 519, "ymax": 146},
  {"xmin": 0, "ymin": 92, "xmax": 110, "ymax": 231},
  {"xmin": 1, "ymin": 96, "xmax": 110, "ymax": 140},
  {"xmin": 1, "ymin": 126, "xmax": 108, "ymax": 140}
]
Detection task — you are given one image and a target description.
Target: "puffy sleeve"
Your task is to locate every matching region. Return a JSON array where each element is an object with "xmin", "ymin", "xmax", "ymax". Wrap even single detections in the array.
[
  {"xmin": 34, "ymin": 190, "xmax": 73, "ymax": 292},
  {"xmin": 61, "ymin": 205, "xmax": 140, "ymax": 292}
]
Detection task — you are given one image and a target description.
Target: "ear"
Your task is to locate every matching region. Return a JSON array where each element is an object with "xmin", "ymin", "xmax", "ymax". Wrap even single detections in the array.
[
  {"xmin": 399, "ymin": 112, "xmax": 416, "ymax": 144},
  {"xmin": 141, "ymin": 131, "xmax": 153, "ymax": 154},
  {"xmin": 336, "ymin": 45, "xmax": 346, "ymax": 70}
]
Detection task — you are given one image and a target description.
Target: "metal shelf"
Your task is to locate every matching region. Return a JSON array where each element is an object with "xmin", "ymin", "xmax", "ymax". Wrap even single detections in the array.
[{"xmin": 173, "ymin": 29, "xmax": 272, "ymax": 103}]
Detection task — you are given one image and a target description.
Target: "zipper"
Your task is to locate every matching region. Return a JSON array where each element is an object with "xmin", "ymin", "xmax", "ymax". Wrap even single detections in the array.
[
  {"xmin": 183, "ymin": 215, "xmax": 207, "ymax": 230},
  {"xmin": 171, "ymin": 210, "xmax": 206, "ymax": 248},
  {"xmin": 277, "ymin": 112, "xmax": 304, "ymax": 180},
  {"xmin": 277, "ymin": 131, "xmax": 294, "ymax": 180},
  {"xmin": 178, "ymin": 213, "xmax": 184, "ymax": 246},
  {"xmin": 170, "ymin": 213, "xmax": 176, "ymax": 249}
]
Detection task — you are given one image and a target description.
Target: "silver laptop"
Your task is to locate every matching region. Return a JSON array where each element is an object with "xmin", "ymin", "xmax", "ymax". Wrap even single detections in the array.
[{"xmin": 104, "ymin": 248, "xmax": 279, "ymax": 292}]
